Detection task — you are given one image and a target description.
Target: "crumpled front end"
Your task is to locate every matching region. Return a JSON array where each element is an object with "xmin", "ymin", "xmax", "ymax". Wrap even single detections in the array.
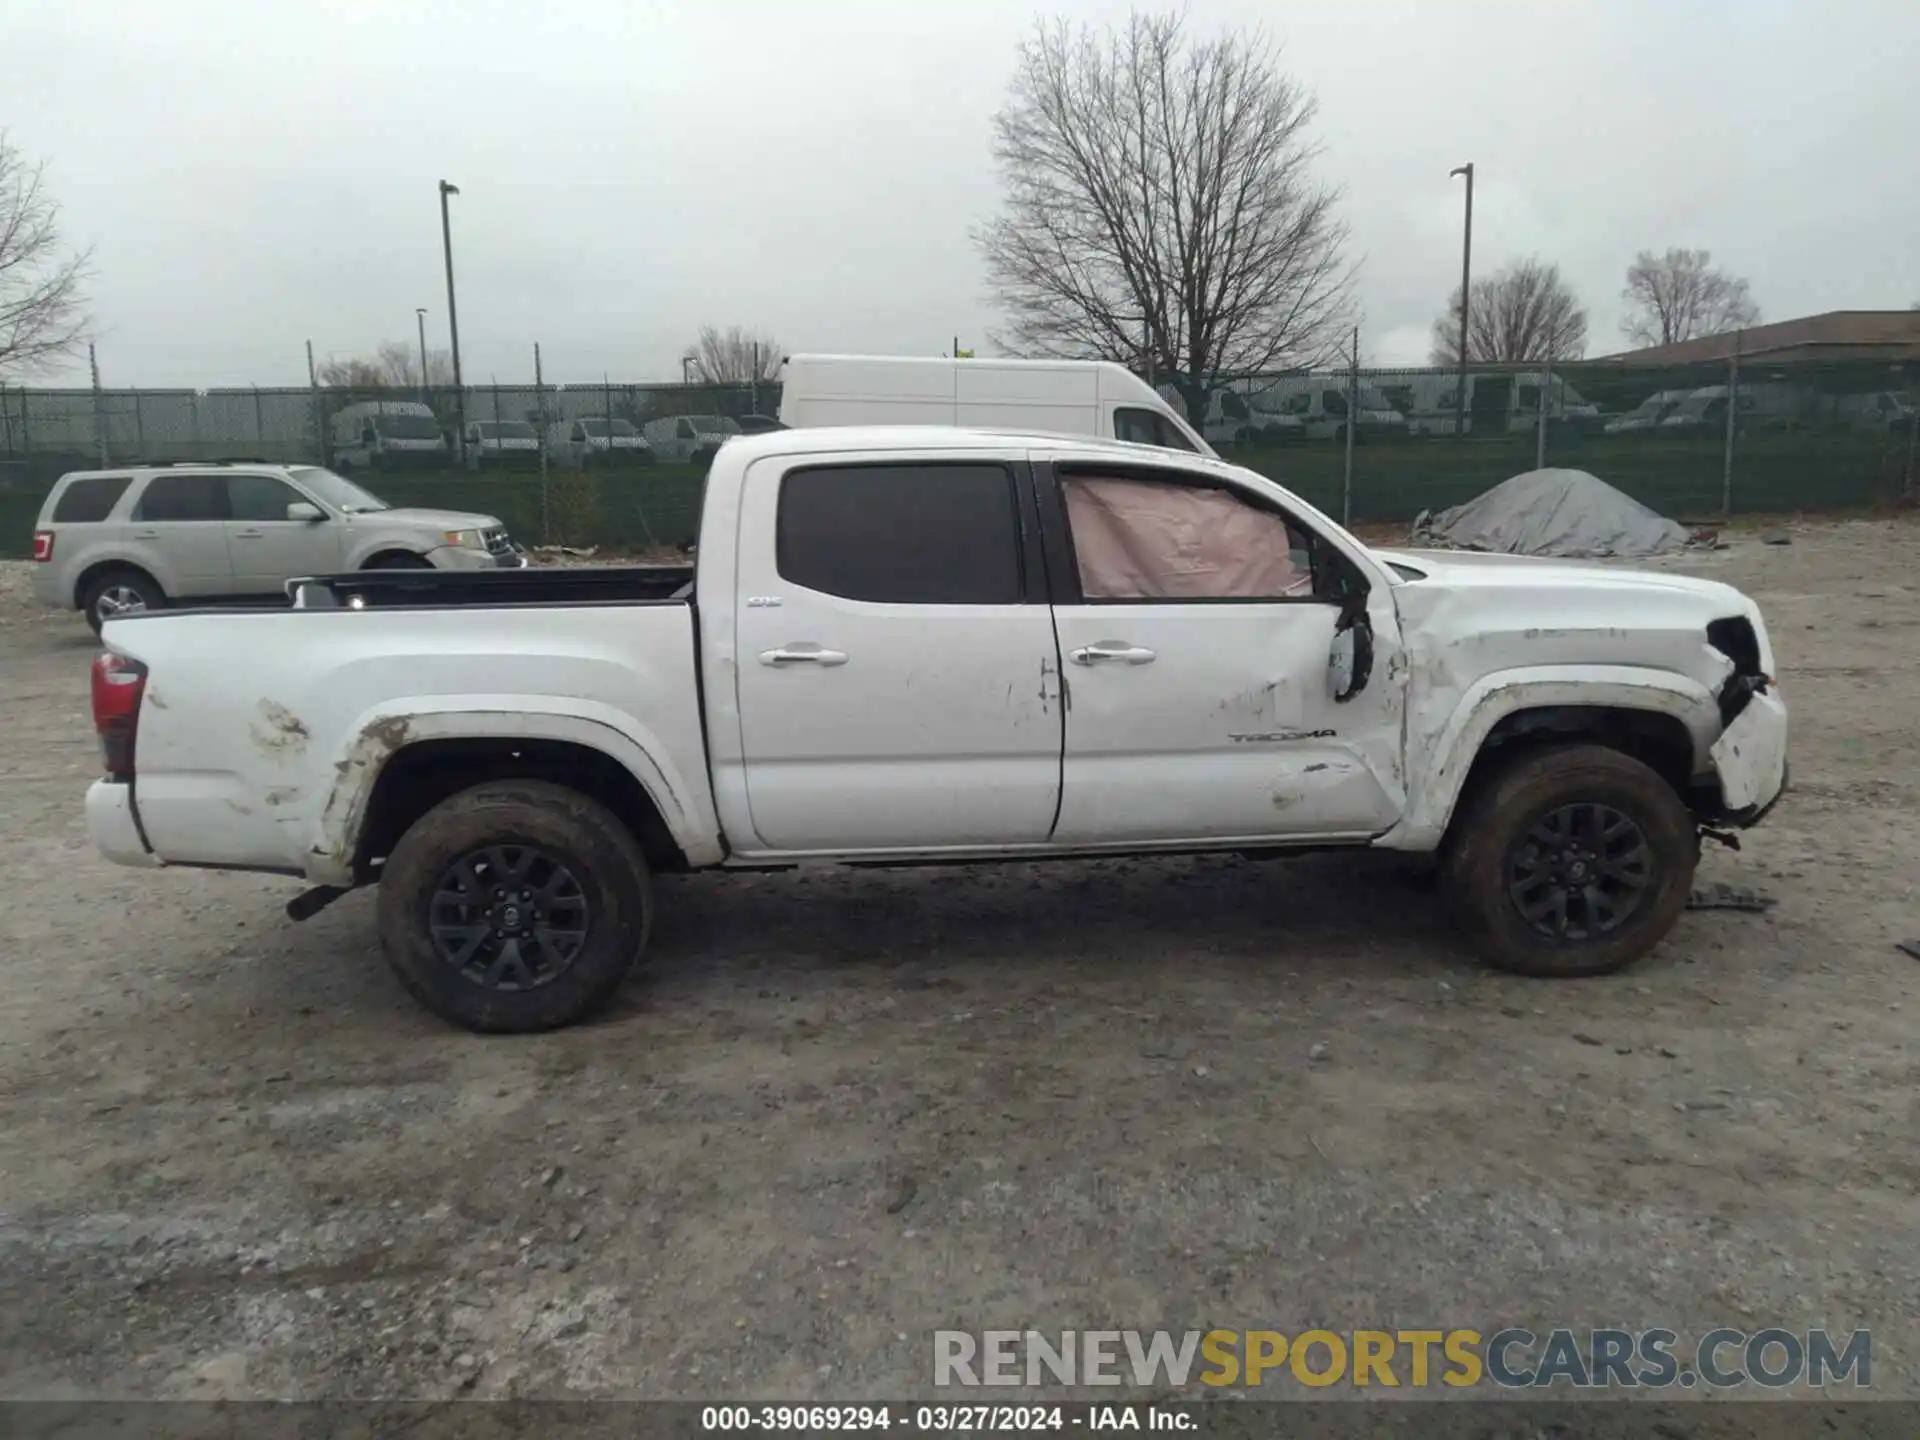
[{"xmin": 1698, "ymin": 613, "xmax": 1788, "ymax": 825}]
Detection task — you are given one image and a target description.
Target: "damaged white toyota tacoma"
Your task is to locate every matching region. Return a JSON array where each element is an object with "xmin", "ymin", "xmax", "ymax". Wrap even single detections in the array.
[{"xmin": 84, "ymin": 427, "xmax": 1788, "ymax": 1032}]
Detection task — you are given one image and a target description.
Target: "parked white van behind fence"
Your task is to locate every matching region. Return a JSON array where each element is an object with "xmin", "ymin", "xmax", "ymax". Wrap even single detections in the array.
[
  {"xmin": 329, "ymin": 401, "xmax": 450, "ymax": 471},
  {"xmin": 778, "ymin": 355, "xmax": 1215, "ymax": 456},
  {"xmin": 1397, "ymin": 373, "xmax": 1600, "ymax": 437}
]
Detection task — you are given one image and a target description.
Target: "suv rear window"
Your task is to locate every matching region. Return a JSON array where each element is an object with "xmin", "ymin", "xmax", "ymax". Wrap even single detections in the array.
[
  {"xmin": 51, "ymin": 476, "xmax": 132, "ymax": 523},
  {"xmin": 777, "ymin": 463, "xmax": 1023, "ymax": 604},
  {"xmin": 135, "ymin": 474, "xmax": 226, "ymax": 521}
]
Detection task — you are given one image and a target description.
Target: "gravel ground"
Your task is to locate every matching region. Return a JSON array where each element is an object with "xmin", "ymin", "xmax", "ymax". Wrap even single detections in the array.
[{"xmin": 0, "ymin": 517, "xmax": 1917, "ymax": 1405}]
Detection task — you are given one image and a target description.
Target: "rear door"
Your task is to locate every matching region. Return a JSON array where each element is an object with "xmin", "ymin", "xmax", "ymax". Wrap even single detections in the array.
[
  {"xmin": 730, "ymin": 449, "xmax": 1062, "ymax": 854},
  {"xmin": 224, "ymin": 472, "xmax": 344, "ymax": 593},
  {"xmin": 1037, "ymin": 458, "xmax": 1405, "ymax": 845},
  {"xmin": 129, "ymin": 473, "xmax": 235, "ymax": 597}
]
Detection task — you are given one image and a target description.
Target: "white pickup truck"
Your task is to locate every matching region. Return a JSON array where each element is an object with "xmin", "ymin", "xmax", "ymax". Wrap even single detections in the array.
[{"xmin": 85, "ymin": 427, "xmax": 1788, "ymax": 1033}]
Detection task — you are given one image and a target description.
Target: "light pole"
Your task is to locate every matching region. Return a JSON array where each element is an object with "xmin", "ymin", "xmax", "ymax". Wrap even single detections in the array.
[
  {"xmin": 1449, "ymin": 162, "xmax": 1474, "ymax": 437},
  {"xmin": 681, "ymin": 353, "xmax": 697, "ymax": 386},
  {"xmin": 414, "ymin": 307, "xmax": 429, "ymax": 403},
  {"xmin": 437, "ymin": 180, "xmax": 466, "ymax": 458}
]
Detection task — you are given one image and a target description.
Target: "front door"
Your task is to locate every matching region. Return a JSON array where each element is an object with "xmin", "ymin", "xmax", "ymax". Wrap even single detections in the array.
[
  {"xmin": 1042, "ymin": 464, "xmax": 1404, "ymax": 845},
  {"xmin": 730, "ymin": 452, "xmax": 1062, "ymax": 854},
  {"xmin": 223, "ymin": 472, "xmax": 344, "ymax": 593}
]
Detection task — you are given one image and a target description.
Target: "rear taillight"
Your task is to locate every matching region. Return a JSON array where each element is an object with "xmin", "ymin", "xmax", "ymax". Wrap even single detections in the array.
[
  {"xmin": 91, "ymin": 652, "xmax": 148, "ymax": 778},
  {"xmin": 32, "ymin": 530, "xmax": 54, "ymax": 562}
]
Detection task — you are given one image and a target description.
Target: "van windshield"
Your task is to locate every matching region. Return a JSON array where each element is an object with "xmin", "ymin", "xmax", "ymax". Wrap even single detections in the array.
[
  {"xmin": 581, "ymin": 419, "xmax": 638, "ymax": 437},
  {"xmin": 478, "ymin": 421, "xmax": 536, "ymax": 439},
  {"xmin": 687, "ymin": 415, "xmax": 742, "ymax": 435},
  {"xmin": 376, "ymin": 415, "xmax": 442, "ymax": 440}
]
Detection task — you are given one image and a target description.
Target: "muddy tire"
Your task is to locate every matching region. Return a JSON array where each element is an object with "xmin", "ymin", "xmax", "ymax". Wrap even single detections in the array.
[
  {"xmin": 376, "ymin": 780, "xmax": 651, "ymax": 1033},
  {"xmin": 1440, "ymin": 744, "xmax": 1696, "ymax": 979},
  {"xmin": 82, "ymin": 568, "xmax": 164, "ymax": 634}
]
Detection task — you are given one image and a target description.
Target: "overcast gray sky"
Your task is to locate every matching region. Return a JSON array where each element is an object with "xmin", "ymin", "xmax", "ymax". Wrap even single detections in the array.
[{"xmin": 7, "ymin": 0, "xmax": 1917, "ymax": 387}]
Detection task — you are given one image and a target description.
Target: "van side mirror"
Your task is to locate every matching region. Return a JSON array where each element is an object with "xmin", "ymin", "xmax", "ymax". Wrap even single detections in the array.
[{"xmin": 286, "ymin": 501, "xmax": 325, "ymax": 523}]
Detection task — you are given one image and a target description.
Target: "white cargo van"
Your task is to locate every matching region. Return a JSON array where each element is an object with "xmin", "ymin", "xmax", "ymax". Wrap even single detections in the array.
[
  {"xmin": 1399, "ymin": 372, "xmax": 1599, "ymax": 437},
  {"xmin": 778, "ymin": 354, "xmax": 1215, "ymax": 456},
  {"xmin": 330, "ymin": 401, "xmax": 449, "ymax": 471}
]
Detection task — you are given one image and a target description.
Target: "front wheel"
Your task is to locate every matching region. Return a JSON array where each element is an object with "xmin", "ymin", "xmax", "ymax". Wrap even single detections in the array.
[
  {"xmin": 1440, "ymin": 744, "xmax": 1696, "ymax": 979},
  {"xmin": 376, "ymin": 780, "xmax": 653, "ymax": 1032}
]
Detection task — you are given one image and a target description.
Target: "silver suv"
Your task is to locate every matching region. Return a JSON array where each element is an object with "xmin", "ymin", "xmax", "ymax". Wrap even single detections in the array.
[{"xmin": 31, "ymin": 462, "xmax": 525, "ymax": 632}]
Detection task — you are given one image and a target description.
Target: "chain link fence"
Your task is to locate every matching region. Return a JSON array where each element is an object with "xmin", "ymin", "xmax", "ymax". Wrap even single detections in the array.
[{"xmin": 3, "ymin": 353, "xmax": 1915, "ymax": 557}]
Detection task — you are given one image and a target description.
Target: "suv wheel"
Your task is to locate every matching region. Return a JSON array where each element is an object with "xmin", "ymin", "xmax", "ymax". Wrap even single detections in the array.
[
  {"xmin": 376, "ymin": 780, "xmax": 652, "ymax": 1032},
  {"xmin": 1440, "ymin": 744, "xmax": 1697, "ymax": 979},
  {"xmin": 82, "ymin": 570, "xmax": 164, "ymax": 635}
]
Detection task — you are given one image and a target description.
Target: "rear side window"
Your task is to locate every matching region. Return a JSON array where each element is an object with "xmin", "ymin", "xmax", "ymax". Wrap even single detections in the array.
[
  {"xmin": 51, "ymin": 475, "xmax": 133, "ymax": 523},
  {"xmin": 777, "ymin": 463, "xmax": 1022, "ymax": 604},
  {"xmin": 135, "ymin": 474, "xmax": 226, "ymax": 521},
  {"xmin": 1113, "ymin": 407, "xmax": 1199, "ymax": 452}
]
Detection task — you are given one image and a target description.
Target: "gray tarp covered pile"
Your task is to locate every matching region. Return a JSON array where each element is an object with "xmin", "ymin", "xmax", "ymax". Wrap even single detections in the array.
[{"xmin": 1409, "ymin": 468, "xmax": 1696, "ymax": 559}]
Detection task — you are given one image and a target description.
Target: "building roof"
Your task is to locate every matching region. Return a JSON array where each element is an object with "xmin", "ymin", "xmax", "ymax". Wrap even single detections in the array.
[{"xmin": 1599, "ymin": 310, "xmax": 1920, "ymax": 366}]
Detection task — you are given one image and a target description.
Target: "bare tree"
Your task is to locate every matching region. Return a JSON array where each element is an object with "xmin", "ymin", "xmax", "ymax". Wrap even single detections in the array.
[
  {"xmin": 1429, "ymin": 258, "xmax": 1588, "ymax": 366},
  {"xmin": 316, "ymin": 356, "xmax": 385, "ymax": 389},
  {"xmin": 975, "ymin": 11, "xmax": 1352, "ymax": 422},
  {"xmin": 373, "ymin": 339, "xmax": 454, "ymax": 388},
  {"xmin": 317, "ymin": 343, "xmax": 452, "ymax": 389},
  {"xmin": 0, "ymin": 133, "xmax": 91, "ymax": 377},
  {"xmin": 1619, "ymin": 248, "xmax": 1760, "ymax": 348},
  {"xmin": 689, "ymin": 325, "xmax": 783, "ymax": 384}
]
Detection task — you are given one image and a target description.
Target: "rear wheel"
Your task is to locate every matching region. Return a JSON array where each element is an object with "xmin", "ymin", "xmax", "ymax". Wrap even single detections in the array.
[
  {"xmin": 1440, "ymin": 744, "xmax": 1696, "ymax": 979},
  {"xmin": 82, "ymin": 569, "xmax": 164, "ymax": 634},
  {"xmin": 376, "ymin": 780, "xmax": 652, "ymax": 1032}
]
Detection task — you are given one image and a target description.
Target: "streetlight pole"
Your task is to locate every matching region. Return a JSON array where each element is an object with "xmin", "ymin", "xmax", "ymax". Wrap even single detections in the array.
[
  {"xmin": 1449, "ymin": 163, "xmax": 1474, "ymax": 438},
  {"xmin": 414, "ymin": 307, "xmax": 429, "ymax": 403},
  {"xmin": 437, "ymin": 180, "xmax": 466, "ymax": 458}
]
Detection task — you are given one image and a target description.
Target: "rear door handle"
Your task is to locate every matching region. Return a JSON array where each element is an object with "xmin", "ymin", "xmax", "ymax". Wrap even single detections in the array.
[
  {"xmin": 134, "ymin": 529, "xmax": 159, "ymax": 539},
  {"xmin": 760, "ymin": 644, "xmax": 849, "ymax": 667},
  {"xmin": 1070, "ymin": 642, "xmax": 1157, "ymax": 666},
  {"xmin": 233, "ymin": 529, "xmax": 263, "ymax": 539}
]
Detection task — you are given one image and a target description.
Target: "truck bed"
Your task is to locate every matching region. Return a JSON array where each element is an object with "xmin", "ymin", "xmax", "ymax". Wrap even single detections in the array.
[{"xmin": 290, "ymin": 564, "xmax": 696, "ymax": 610}]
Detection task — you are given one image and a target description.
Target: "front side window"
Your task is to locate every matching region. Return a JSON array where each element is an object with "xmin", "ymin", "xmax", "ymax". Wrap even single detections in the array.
[
  {"xmin": 227, "ymin": 474, "xmax": 306, "ymax": 522},
  {"xmin": 777, "ymin": 463, "xmax": 1022, "ymax": 604},
  {"xmin": 1113, "ymin": 406, "xmax": 1199, "ymax": 452},
  {"xmin": 135, "ymin": 474, "xmax": 225, "ymax": 522},
  {"xmin": 1322, "ymin": 391, "xmax": 1349, "ymax": 417},
  {"xmin": 288, "ymin": 466, "xmax": 388, "ymax": 512},
  {"xmin": 1060, "ymin": 473, "xmax": 1315, "ymax": 601}
]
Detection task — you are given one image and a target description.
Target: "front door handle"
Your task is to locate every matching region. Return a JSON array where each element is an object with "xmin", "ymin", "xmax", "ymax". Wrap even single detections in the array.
[
  {"xmin": 760, "ymin": 644, "xmax": 849, "ymax": 667},
  {"xmin": 233, "ymin": 529, "xmax": 263, "ymax": 539},
  {"xmin": 1070, "ymin": 641, "xmax": 1157, "ymax": 666}
]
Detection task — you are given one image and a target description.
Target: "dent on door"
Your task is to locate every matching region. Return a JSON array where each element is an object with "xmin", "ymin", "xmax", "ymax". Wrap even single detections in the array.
[{"xmin": 1051, "ymin": 602, "xmax": 1403, "ymax": 844}]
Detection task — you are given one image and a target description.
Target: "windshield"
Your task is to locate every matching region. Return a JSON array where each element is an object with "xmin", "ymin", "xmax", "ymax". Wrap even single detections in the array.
[
  {"xmin": 288, "ymin": 466, "xmax": 390, "ymax": 513},
  {"xmin": 581, "ymin": 418, "xmax": 638, "ymax": 437},
  {"xmin": 478, "ymin": 421, "xmax": 536, "ymax": 440},
  {"xmin": 376, "ymin": 415, "xmax": 442, "ymax": 440},
  {"xmin": 1355, "ymin": 386, "xmax": 1395, "ymax": 411},
  {"xmin": 690, "ymin": 415, "xmax": 742, "ymax": 435}
]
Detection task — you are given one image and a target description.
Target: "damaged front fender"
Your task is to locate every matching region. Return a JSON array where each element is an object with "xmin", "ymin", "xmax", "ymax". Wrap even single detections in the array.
[{"xmin": 1708, "ymin": 689, "xmax": 1789, "ymax": 817}]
